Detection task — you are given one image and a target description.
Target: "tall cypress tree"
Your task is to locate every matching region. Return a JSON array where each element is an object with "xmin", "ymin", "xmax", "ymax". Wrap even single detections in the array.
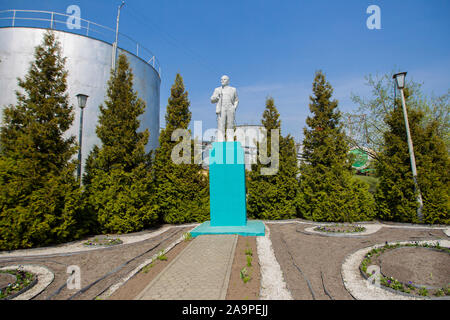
[
  {"xmin": 0, "ymin": 31, "xmax": 85, "ymax": 250},
  {"xmin": 151, "ymin": 74, "xmax": 209, "ymax": 224},
  {"xmin": 375, "ymin": 88, "xmax": 450, "ymax": 224},
  {"xmin": 84, "ymin": 53, "xmax": 157, "ymax": 233},
  {"xmin": 298, "ymin": 71, "xmax": 375, "ymax": 222},
  {"xmin": 247, "ymin": 97, "xmax": 299, "ymax": 220}
]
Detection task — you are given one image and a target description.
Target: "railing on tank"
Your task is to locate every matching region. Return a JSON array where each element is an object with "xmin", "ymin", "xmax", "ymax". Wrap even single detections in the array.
[{"xmin": 0, "ymin": 9, "xmax": 161, "ymax": 77}]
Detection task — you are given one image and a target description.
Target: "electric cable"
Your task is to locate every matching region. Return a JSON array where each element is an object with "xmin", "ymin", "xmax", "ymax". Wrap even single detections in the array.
[
  {"xmin": 279, "ymin": 233, "xmax": 316, "ymax": 300},
  {"xmin": 320, "ymin": 271, "xmax": 334, "ymax": 300}
]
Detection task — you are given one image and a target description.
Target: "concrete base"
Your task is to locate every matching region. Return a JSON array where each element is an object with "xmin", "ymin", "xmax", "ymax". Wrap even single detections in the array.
[{"xmin": 190, "ymin": 220, "xmax": 265, "ymax": 237}]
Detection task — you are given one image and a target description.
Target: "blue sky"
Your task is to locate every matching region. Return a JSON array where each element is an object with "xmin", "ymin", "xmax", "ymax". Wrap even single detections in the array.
[{"xmin": 1, "ymin": 0, "xmax": 449, "ymax": 142}]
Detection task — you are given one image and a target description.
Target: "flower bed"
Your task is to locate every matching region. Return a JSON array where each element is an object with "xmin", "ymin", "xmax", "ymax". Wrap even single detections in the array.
[
  {"xmin": 83, "ymin": 236, "xmax": 123, "ymax": 247},
  {"xmin": 360, "ymin": 242, "xmax": 450, "ymax": 298},
  {"xmin": 0, "ymin": 269, "xmax": 37, "ymax": 300},
  {"xmin": 314, "ymin": 224, "xmax": 366, "ymax": 234}
]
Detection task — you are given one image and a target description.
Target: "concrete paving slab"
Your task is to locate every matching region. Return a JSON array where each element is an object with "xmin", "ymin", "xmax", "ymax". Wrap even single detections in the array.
[{"xmin": 134, "ymin": 234, "xmax": 238, "ymax": 300}]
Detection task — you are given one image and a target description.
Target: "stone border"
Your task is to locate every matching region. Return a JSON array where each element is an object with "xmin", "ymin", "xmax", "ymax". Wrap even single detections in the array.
[
  {"xmin": 303, "ymin": 224, "xmax": 382, "ymax": 237},
  {"xmin": 97, "ymin": 226, "xmax": 198, "ymax": 300},
  {"xmin": 221, "ymin": 235, "xmax": 238, "ymax": 300},
  {"xmin": 444, "ymin": 228, "xmax": 450, "ymax": 237},
  {"xmin": 256, "ymin": 223, "xmax": 292, "ymax": 300},
  {"xmin": 0, "ymin": 265, "xmax": 54, "ymax": 300},
  {"xmin": 0, "ymin": 224, "xmax": 200, "ymax": 259},
  {"xmin": 341, "ymin": 239, "xmax": 450, "ymax": 300}
]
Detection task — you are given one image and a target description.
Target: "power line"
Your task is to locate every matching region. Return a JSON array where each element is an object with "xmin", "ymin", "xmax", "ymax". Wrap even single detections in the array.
[{"xmin": 125, "ymin": 5, "xmax": 220, "ymax": 77}]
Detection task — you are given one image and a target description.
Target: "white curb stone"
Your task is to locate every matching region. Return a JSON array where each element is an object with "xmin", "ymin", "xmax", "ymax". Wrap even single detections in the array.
[
  {"xmin": 444, "ymin": 228, "xmax": 450, "ymax": 237},
  {"xmin": 257, "ymin": 223, "xmax": 293, "ymax": 300}
]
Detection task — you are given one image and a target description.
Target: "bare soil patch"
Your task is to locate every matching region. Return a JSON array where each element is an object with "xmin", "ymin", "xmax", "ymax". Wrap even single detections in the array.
[
  {"xmin": 380, "ymin": 247, "xmax": 449, "ymax": 288},
  {"xmin": 0, "ymin": 273, "xmax": 16, "ymax": 288},
  {"xmin": 226, "ymin": 236, "xmax": 261, "ymax": 300},
  {"xmin": 108, "ymin": 237, "xmax": 191, "ymax": 300}
]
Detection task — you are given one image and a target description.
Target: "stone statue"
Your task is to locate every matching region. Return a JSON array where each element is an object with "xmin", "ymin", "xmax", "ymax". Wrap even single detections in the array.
[{"xmin": 211, "ymin": 75, "xmax": 239, "ymax": 142}]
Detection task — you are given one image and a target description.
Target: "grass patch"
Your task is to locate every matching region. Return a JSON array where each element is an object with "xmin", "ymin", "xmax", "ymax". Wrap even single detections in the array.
[
  {"xmin": 182, "ymin": 232, "xmax": 193, "ymax": 241},
  {"xmin": 141, "ymin": 263, "xmax": 155, "ymax": 273},
  {"xmin": 246, "ymin": 255, "xmax": 252, "ymax": 267},
  {"xmin": 240, "ymin": 267, "xmax": 251, "ymax": 283},
  {"xmin": 157, "ymin": 250, "xmax": 168, "ymax": 261}
]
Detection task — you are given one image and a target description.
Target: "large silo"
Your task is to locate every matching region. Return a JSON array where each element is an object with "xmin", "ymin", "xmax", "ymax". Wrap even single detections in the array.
[{"xmin": 0, "ymin": 10, "xmax": 161, "ymax": 176}]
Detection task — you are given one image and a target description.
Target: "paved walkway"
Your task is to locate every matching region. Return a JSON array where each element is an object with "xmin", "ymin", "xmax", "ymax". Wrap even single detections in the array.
[{"xmin": 135, "ymin": 234, "xmax": 238, "ymax": 300}]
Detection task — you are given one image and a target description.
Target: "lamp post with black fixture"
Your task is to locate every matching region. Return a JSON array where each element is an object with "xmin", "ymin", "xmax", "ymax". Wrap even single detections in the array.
[
  {"xmin": 76, "ymin": 93, "xmax": 88, "ymax": 184},
  {"xmin": 393, "ymin": 72, "xmax": 423, "ymax": 221}
]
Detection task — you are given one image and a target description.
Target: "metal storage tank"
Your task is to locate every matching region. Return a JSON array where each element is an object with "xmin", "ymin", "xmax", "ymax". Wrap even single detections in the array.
[{"xmin": 0, "ymin": 10, "xmax": 161, "ymax": 177}]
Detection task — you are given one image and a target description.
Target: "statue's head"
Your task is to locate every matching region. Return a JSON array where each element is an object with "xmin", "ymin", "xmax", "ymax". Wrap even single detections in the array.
[{"xmin": 221, "ymin": 75, "xmax": 230, "ymax": 86}]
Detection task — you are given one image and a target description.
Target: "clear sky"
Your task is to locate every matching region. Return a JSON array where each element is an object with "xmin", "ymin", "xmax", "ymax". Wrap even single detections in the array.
[{"xmin": 1, "ymin": 0, "xmax": 449, "ymax": 142}]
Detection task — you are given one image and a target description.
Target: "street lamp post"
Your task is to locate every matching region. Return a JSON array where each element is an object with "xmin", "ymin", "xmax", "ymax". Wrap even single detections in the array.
[
  {"xmin": 112, "ymin": 1, "xmax": 126, "ymax": 71},
  {"xmin": 393, "ymin": 72, "xmax": 423, "ymax": 221},
  {"xmin": 76, "ymin": 94, "xmax": 89, "ymax": 184}
]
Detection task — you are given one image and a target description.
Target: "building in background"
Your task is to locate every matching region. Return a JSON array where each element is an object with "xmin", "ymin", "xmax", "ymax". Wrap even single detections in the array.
[
  {"xmin": 0, "ymin": 9, "xmax": 161, "ymax": 177},
  {"xmin": 198, "ymin": 124, "xmax": 264, "ymax": 171}
]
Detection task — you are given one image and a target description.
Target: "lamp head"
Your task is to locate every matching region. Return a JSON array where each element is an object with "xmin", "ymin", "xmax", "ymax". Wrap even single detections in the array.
[
  {"xmin": 393, "ymin": 72, "xmax": 407, "ymax": 89},
  {"xmin": 76, "ymin": 94, "xmax": 89, "ymax": 109}
]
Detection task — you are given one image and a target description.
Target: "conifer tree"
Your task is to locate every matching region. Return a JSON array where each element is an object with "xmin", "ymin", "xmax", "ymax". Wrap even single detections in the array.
[
  {"xmin": 150, "ymin": 74, "xmax": 209, "ymax": 224},
  {"xmin": 298, "ymin": 71, "xmax": 375, "ymax": 222},
  {"xmin": 84, "ymin": 53, "xmax": 157, "ymax": 233},
  {"xmin": 0, "ymin": 31, "xmax": 86, "ymax": 250},
  {"xmin": 375, "ymin": 88, "xmax": 450, "ymax": 224},
  {"xmin": 247, "ymin": 97, "xmax": 299, "ymax": 220}
]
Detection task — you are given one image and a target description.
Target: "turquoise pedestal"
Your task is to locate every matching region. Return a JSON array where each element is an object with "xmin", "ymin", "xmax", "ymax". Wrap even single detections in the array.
[{"xmin": 191, "ymin": 142, "xmax": 265, "ymax": 237}]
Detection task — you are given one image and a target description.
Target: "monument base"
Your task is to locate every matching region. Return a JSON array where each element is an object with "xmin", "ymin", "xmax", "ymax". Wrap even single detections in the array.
[{"xmin": 190, "ymin": 220, "xmax": 265, "ymax": 237}]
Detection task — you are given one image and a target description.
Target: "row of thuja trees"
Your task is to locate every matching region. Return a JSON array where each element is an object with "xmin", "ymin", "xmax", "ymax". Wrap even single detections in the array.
[
  {"xmin": 0, "ymin": 31, "xmax": 448, "ymax": 250},
  {"xmin": 248, "ymin": 72, "xmax": 377, "ymax": 223}
]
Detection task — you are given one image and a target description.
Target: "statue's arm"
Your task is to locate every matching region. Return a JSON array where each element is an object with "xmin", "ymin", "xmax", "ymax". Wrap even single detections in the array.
[
  {"xmin": 233, "ymin": 89, "xmax": 239, "ymax": 109},
  {"xmin": 211, "ymin": 88, "xmax": 220, "ymax": 103}
]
